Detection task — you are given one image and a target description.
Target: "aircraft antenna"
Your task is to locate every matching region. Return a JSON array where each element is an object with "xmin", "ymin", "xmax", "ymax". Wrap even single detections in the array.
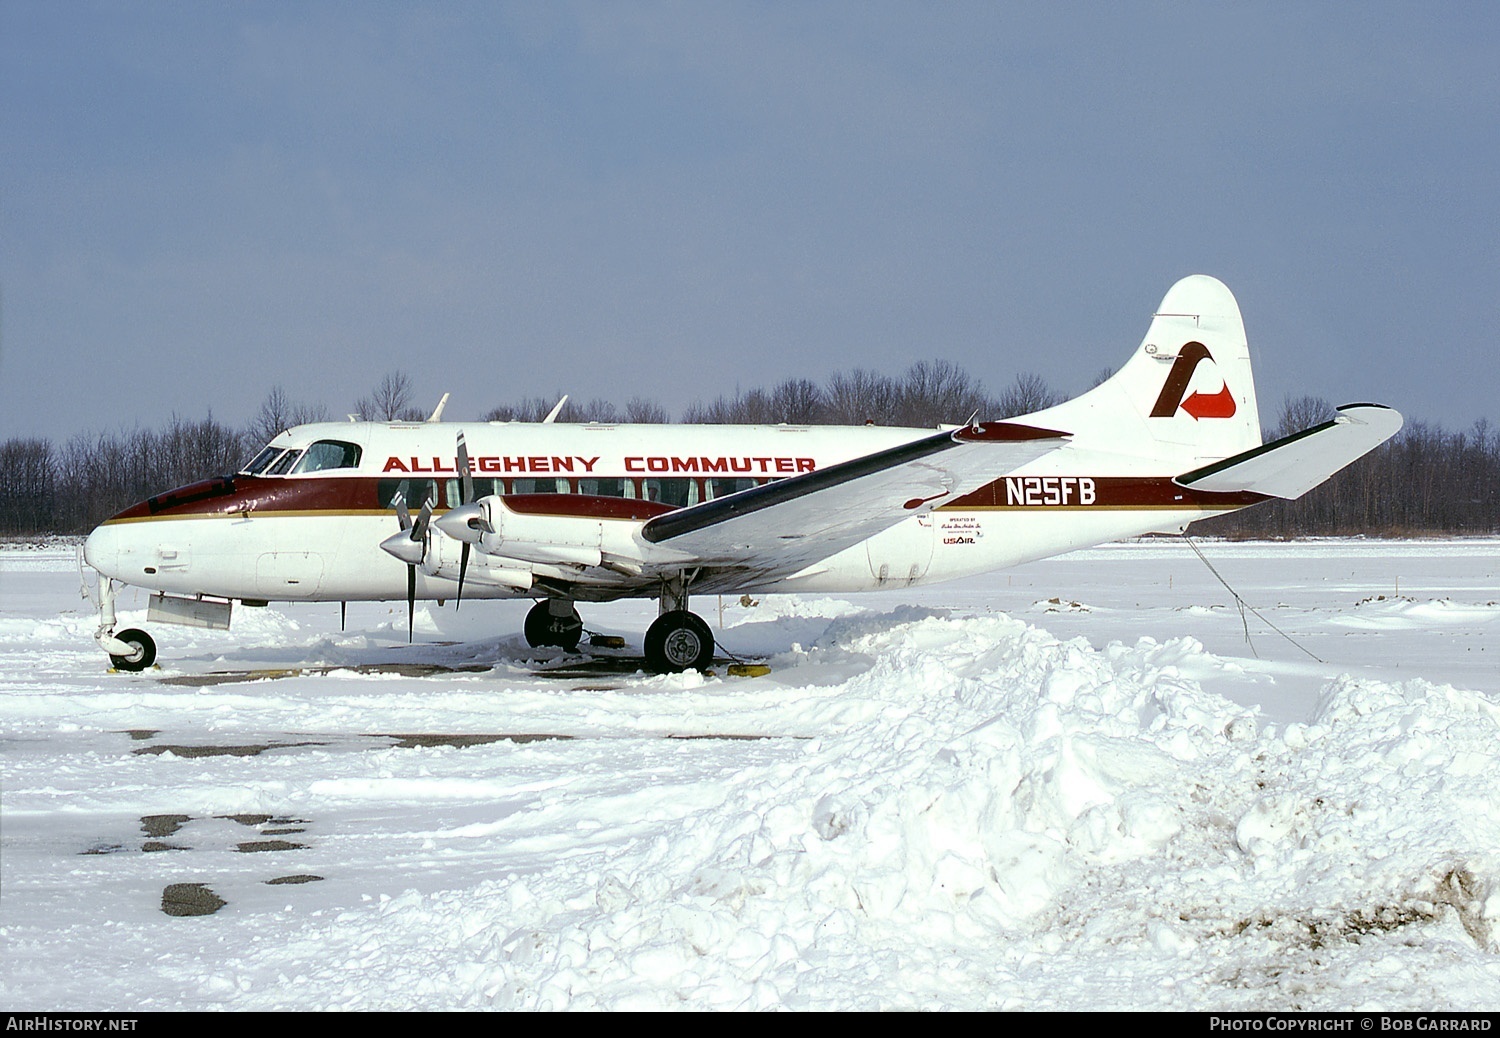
[{"xmin": 542, "ymin": 395, "xmax": 569, "ymax": 423}]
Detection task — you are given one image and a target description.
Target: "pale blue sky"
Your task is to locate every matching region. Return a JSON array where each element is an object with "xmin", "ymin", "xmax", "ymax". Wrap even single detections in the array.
[{"xmin": 3, "ymin": 1, "xmax": 1495, "ymax": 443}]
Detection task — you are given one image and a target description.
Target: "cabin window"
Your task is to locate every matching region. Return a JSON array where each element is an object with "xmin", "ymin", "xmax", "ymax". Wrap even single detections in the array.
[
  {"xmin": 377, "ymin": 478, "xmax": 437, "ymax": 510},
  {"xmin": 292, "ymin": 440, "xmax": 362, "ymax": 474},
  {"xmin": 577, "ymin": 478, "xmax": 636, "ymax": 499},
  {"xmin": 643, "ymin": 478, "xmax": 699, "ymax": 508},
  {"xmin": 443, "ymin": 478, "xmax": 502, "ymax": 507},
  {"xmin": 706, "ymin": 477, "xmax": 758, "ymax": 500},
  {"xmin": 511, "ymin": 478, "xmax": 570, "ymax": 495}
]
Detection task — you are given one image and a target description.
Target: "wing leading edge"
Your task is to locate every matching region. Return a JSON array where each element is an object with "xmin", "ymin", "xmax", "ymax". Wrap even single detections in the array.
[{"xmin": 640, "ymin": 421, "xmax": 1069, "ymax": 581}]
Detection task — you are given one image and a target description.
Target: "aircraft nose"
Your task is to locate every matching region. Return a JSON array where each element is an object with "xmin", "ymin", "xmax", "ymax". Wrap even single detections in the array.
[{"xmin": 83, "ymin": 522, "xmax": 121, "ymax": 576}]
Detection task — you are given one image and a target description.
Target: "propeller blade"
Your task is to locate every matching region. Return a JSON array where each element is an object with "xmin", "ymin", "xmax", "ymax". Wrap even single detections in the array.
[
  {"xmin": 411, "ymin": 496, "xmax": 434, "ymax": 559},
  {"xmin": 457, "ymin": 542, "xmax": 470, "ymax": 610},
  {"xmin": 406, "ymin": 563, "xmax": 415, "ymax": 643},
  {"xmin": 456, "ymin": 432, "xmax": 474, "ymax": 507},
  {"xmin": 392, "ymin": 491, "xmax": 412, "ymax": 532}
]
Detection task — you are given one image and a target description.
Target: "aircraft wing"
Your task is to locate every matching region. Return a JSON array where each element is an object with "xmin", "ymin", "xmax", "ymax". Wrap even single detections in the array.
[
  {"xmin": 1173, "ymin": 403, "xmax": 1402, "ymax": 499},
  {"xmin": 639, "ymin": 421, "xmax": 1069, "ymax": 585}
]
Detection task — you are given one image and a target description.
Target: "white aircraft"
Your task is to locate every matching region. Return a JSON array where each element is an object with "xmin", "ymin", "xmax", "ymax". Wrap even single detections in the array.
[{"xmin": 83, "ymin": 275, "xmax": 1402, "ymax": 674}]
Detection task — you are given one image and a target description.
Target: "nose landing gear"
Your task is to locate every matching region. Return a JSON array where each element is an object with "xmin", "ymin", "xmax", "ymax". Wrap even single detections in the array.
[
  {"xmin": 92, "ymin": 575, "xmax": 158, "ymax": 671},
  {"xmin": 108, "ymin": 628, "xmax": 157, "ymax": 672}
]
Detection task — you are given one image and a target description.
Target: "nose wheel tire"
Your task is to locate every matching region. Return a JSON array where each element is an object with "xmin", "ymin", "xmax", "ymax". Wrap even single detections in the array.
[
  {"xmin": 523, "ymin": 601, "xmax": 583, "ymax": 651},
  {"xmin": 644, "ymin": 610, "xmax": 715, "ymax": 673},
  {"xmin": 109, "ymin": 628, "xmax": 157, "ymax": 672}
]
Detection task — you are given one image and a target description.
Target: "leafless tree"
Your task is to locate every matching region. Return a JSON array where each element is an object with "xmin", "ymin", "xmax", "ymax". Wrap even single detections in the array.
[
  {"xmin": 770, "ymin": 378, "xmax": 827, "ymax": 424},
  {"xmin": 1275, "ymin": 394, "xmax": 1338, "ymax": 439},
  {"xmin": 995, "ymin": 372, "xmax": 1063, "ymax": 419},
  {"xmin": 895, "ymin": 360, "xmax": 992, "ymax": 427},
  {"xmin": 623, "ymin": 397, "xmax": 668, "ymax": 423},
  {"xmin": 683, "ymin": 388, "xmax": 781, "ymax": 424},
  {"xmin": 248, "ymin": 386, "xmax": 329, "ymax": 445},
  {"xmin": 826, "ymin": 368, "xmax": 901, "ymax": 425},
  {"xmin": 0, "ymin": 438, "xmax": 55, "ymax": 533},
  {"xmin": 356, "ymin": 371, "xmax": 416, "ymax": 422}
]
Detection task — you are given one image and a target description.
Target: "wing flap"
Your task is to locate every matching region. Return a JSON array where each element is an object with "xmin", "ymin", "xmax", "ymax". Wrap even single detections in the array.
[{"xmin": 1174, "ymin": 403, "xmax": 1402, "ymax": 499}]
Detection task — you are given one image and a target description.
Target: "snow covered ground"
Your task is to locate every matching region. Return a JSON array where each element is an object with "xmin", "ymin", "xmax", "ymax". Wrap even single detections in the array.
[{"xmin": 2, "ymin": 537, "xmax": 1499, "ymax": 1010}]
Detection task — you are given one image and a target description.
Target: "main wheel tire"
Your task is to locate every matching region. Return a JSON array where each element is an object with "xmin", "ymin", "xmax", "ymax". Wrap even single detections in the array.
[
  {"xmin": 523, "ymin": 600, "xmax": 583, "ymax": 650},
  {"xmin": 109, "ymin": 628, "xmax": 157, "ymax": 672},
  {"xmin": 644, "ymin": 610, "xmax": 715, "ymax": 673}
]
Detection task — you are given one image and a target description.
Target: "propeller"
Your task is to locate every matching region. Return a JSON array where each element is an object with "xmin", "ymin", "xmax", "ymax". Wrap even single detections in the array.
[{"xmin": 379, "ymin": 488, "xmax": 434, "ymax": 642}]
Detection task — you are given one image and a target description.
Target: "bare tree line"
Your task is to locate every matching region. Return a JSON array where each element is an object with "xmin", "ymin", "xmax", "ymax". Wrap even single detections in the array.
[
  {"xmin": 1199, "ymin": 400, "xmax": 1500, "ymax": 539},
  {"xmin": 2, "ymin": 369, "xmax": 1494, "ymax": 538}
]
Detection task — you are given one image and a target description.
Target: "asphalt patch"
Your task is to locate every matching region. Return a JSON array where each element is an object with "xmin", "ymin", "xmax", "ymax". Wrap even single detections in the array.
[
  {"xmin": 142, "ymin": 814, "xmax": 191, "ymax": 838},
  {"xmin": 237, "ymin": 840, "xmax": 306, "ymax": 853},
  {"xmin": 161, "ymin": 883, "xmax": 225, "ymax": 917},
  {"xmin": 134, "ymin": 741, "xmax": 327, "ymax": 758},
  {"xmin": 378, "ymin": 733, "xmax": 574, "ymax": 749},
  {"xmin": 159, "ymin": 662, "xmax": 494, "ymax": 686}
]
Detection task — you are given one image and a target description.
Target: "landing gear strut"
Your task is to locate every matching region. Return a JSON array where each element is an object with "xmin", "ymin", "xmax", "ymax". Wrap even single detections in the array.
[{"xmin": 523, "ymin": 599, "xmax": 583, "ymax": 651}]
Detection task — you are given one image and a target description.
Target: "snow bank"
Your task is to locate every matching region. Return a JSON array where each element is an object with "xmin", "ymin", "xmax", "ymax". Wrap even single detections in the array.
[{"xmin": 194, "ymin": 613, "xmax": 1500, "ymax": 1010}]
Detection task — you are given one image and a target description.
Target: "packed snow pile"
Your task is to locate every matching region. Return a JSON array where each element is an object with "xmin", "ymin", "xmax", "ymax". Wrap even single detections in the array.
[
  {"xmin": 258, "ymin": 616, "xmax": 1497, "ymax": 1010},
  {"xmin": 3, "ymin": 542, "xmax": 1499, "ymax": 1009}
]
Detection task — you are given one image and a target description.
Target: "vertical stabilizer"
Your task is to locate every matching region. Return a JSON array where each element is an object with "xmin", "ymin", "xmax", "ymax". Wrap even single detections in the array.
[{"xmin": 1029, "ymin": 275, "xmax": 1263, "ymax": 465}]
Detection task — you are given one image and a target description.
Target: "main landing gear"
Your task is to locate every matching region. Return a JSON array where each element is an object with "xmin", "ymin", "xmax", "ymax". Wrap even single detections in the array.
[
  {"xmin": 523, "ymin": 600, "xmax": 583, "ymax": 652},
  {"xmin": 644, "ymin": 610, "xmax": 714, "ymax": 673},
  {"xmin": 523, "ymin": 578, "xmax": 717, "ymax": 674}
]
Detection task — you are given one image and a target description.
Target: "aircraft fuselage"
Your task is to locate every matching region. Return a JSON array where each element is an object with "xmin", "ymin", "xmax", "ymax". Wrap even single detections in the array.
[{"xmin": 84, "ymin": 420, "xmax": 1261, "ymax": 606}]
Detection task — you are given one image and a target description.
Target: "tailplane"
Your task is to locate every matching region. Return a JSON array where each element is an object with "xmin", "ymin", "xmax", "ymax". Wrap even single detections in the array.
[{"xmin": 1175, "ymin": 403, "xmax": 1402, "ymax": 499}]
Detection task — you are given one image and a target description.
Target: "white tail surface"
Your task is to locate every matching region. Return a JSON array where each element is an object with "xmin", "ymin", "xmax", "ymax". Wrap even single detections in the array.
[
  {"xmin": 1027, "ymin": 275, "xmax": 1263, "ymax": 467},
  {"xmin": 1176, "ymin": 403, "xmax": 1402, "ymax": 499}
]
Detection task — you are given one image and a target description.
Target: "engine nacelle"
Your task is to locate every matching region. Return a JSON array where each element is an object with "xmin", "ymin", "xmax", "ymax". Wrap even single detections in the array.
[{"xmin": 469, "ymin": 496, "xmax": 606, "ymax": 567}]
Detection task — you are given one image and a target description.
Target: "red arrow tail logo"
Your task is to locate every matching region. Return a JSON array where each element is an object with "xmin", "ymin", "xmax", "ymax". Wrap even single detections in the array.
[{"xmin": 1180, "ymin": 385, "xmax": 1237, "ymax": 421}]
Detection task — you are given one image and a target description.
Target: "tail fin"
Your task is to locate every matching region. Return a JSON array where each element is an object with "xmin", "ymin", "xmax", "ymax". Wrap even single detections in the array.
[{"xmin": 1029, "ymin": 275, "xmax": 1263, "ymax": 466}]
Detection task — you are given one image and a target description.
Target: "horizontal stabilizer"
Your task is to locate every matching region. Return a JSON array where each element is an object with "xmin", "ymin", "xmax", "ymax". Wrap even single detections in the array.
[{"xmin": 1174, "ymin": 404, "xmax": 1403, "ymax": 500}]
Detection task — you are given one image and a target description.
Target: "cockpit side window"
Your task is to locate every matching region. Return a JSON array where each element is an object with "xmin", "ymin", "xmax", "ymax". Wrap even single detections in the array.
[
  {"xmin": 266, "ymin": 450, "xmax": 303, "ymax": 476},
  {"xmin": 241, "ymin": 445, "xmax": 285, "ymax": 475},
  {"xmin": 292, "ymin": 440, "xmax": 363, "ymax": 474}
]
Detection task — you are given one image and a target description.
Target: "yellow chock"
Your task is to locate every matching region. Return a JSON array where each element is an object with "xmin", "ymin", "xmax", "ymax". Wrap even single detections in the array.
[
  {"xmin": 589, "ymin": 635, "xmax": 627, "ymax": 649},
  {"xmin": 726, "ymin": 663, "xmax": 771, "ymax": 678}
]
